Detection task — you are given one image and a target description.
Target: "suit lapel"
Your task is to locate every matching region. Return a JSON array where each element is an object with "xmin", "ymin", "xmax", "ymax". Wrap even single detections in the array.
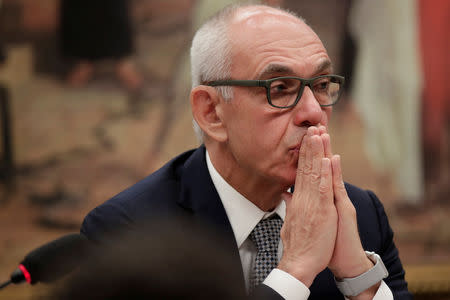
[
  {"xmin": 177, "ymin": 146, "xmax": 246, "ymax": 283},
  {"xmin": 177, "ymin": 146, "xmax": 234, "ymax": 233}
]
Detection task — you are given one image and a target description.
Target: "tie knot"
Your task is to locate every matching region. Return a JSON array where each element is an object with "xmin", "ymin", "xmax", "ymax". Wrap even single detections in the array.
[{"xmin": 250, "ymin": 215, "xmax": 283, "ymax": 252}]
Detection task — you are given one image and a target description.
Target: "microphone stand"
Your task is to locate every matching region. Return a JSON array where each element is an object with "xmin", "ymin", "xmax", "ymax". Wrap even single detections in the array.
[{"xmin": 0, "ymin": 279, "xmax": 12, "ymax": 289}]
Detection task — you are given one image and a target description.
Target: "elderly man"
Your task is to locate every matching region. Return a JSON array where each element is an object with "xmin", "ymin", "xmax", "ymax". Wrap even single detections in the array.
[{"xmin": 81, "ymin": 4, "xmax": 411, "ymax": 300}]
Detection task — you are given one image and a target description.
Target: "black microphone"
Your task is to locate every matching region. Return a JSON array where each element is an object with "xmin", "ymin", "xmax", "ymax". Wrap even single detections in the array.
[{"xmin": 0, "ymin": 233, "xmax": 89, "ymax": 289}]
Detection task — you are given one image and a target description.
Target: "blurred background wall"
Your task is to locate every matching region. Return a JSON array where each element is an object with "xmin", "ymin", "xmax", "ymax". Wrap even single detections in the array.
[{"xmin": 0, "ymin": 0, "xmax": 448, "ymax": 298}]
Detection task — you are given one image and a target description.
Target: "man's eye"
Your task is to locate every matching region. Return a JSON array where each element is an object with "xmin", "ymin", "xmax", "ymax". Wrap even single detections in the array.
[
  {"xmin": 314, "ymin": 80, "xmax": 330, "ymax": 92},
  {"xmin": 270, "ymin": 79, "xmax": 298, "ymax": 94},
  {"xmin": 272, "ymin": 82, "xmax": 288, "ymax": 92}
]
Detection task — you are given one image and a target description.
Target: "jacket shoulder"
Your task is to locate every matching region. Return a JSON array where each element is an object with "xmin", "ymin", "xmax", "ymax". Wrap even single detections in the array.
[{"xmin": 81, "ymin": 148, "xmax": 197, "ymax": 241}]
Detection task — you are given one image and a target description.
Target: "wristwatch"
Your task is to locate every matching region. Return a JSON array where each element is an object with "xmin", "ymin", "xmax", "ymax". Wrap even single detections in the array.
[{"xmin": 335, "ymin": 251, "xmax": 389, "ymax": 297}]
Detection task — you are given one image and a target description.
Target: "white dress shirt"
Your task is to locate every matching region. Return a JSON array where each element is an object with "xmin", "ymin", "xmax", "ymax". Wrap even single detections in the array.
[{"xmin": 206, "ymin": 151, "xmax": 393, "ymax": 299}]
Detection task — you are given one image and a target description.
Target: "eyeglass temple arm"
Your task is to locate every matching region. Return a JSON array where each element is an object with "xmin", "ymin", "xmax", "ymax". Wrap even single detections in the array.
[{"xmin": 207, "ymin": 80, "xmax": 268, "ymax": 88}]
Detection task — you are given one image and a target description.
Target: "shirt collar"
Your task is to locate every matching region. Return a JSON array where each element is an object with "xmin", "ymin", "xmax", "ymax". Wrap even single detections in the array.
[{"xmin": 206, "ymin": 151, "xmax": 286, "ymax": 248}]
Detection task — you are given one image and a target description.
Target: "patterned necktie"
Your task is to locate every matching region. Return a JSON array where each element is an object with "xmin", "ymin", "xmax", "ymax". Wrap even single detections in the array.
[{"xmin": 249, "ymin": 215, "xmax": 283, "ymax": 290}]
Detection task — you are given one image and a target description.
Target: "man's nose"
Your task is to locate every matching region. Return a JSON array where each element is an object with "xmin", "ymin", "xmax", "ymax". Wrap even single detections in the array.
[{"xmin": 292, "ymin": 87, "xmax": 324, "ymax": 127}]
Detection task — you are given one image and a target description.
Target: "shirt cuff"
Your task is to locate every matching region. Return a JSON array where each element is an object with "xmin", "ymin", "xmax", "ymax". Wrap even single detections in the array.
[
  {"xmin": 263, "ymin": 268, "xmax": 310, "ymax": 300},
  {"xmin": 344, "ymin": 280, "xmax": 393, "ymax": 300}
]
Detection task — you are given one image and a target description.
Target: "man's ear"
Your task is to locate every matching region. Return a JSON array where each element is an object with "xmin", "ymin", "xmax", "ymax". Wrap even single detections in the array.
[{"xmin": 190, "ymin": 86, "xmax": 228, "ymax": 143}]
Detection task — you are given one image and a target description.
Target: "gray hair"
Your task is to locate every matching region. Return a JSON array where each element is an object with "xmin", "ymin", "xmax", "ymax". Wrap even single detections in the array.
[
  {"xmin": 189, "ymin": 3, "xmax": 304, "ymax": 142},
  {"xmin": 190, "ymin": 4, "xmax": 238, "ymax": 142}
]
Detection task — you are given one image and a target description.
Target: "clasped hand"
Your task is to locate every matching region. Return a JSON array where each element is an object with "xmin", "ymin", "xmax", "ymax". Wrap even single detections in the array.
[{"xmin": 278, "ymin": 126, "xmax": 373, "ymax": 289}]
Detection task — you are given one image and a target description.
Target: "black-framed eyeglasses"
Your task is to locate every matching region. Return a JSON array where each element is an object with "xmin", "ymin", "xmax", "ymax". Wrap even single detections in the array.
[{"xmin": 205, "ymin": 75, "xmax": 345, "ymax": 109}]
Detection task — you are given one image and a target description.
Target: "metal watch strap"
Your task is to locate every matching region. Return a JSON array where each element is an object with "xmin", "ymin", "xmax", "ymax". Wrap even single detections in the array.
[{"xmin": 335, "ymin": 251, "xmax": 389, "ymax": 297}]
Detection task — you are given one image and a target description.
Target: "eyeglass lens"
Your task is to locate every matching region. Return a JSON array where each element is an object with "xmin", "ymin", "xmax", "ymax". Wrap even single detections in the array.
[{"xmin": 269, "ymin": 77, "xmax": 341, "ymax": 108}]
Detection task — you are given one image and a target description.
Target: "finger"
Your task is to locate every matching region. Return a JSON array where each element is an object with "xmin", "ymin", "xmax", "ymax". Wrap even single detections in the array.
[
  {"xmin": 310, "ymin": 135, "xmax": 325, "ymax": 186},
  {"xmin": 319, "ymin": 158, "xmax": 333, "ymax": 204},
  {"xmin": 331, "ymin": 155, "xmax": 347, "ymax": 203},
  {"xmin": 309, "ymin": 126, "xmax": 319, "ymax": 136},
  {"xmin": 321, "ymin": 133, "xmax": 333, "ymax": 158},
  {"xmin": 303, "ymin": 132, "xmax": 313, "ymax": 176},
  {"xmin": 318, "ymin": 125, "xmax": 327, "ymax": 135},
  {"xmin": 296, "ymin": 134, "xmax": 309, "ymax": 190},
  {"xmin": 331, "ymin": 154, "xmax": 357, "ymax": 219}
]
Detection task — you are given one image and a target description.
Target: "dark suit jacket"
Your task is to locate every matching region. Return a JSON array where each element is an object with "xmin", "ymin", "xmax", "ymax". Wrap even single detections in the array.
[{"xmin": 81, "ymin": 146, "xmax": 412, "ymax": 299}]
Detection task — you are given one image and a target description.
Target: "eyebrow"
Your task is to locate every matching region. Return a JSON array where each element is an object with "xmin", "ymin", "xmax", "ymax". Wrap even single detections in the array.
[
  {"xmin": 315, "ymin": 59, "xmax": 333, "ymax": 74},
  {"xmin": 257, "ymin": 64, "xmax": 294, "ymax": 79},
  {"xmin": 257, "ymin": 59, "xmax": 333, "ymax": 79}
]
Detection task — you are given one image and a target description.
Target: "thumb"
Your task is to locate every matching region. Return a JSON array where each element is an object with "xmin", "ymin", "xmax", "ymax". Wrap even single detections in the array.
[{"xmin": 282, "ymin": 191, "xmax": 293, "ymax": 206}]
